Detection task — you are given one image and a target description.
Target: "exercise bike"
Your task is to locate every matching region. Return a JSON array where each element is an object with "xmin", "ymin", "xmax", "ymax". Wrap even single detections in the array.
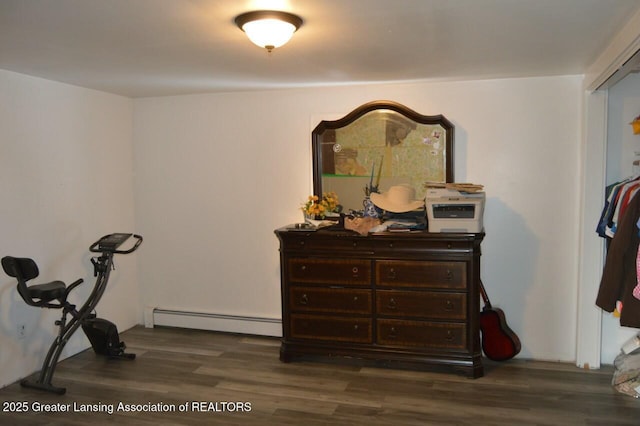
[{"xmin": 1, "ymin": 233, "xmax": 142, "ymax": 394}]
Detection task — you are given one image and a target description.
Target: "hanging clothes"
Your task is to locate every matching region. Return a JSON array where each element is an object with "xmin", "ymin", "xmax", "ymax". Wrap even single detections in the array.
[
  {"xmin": 633, "ymin": 243, "xmax": 640, "ymax": 300},
  {"xmin": 597, "ymin": 176, "xmax": 640, "ymax": 238},
  {"xmin": 597, "ymin": 190, "xmax": 640, "ymax": 328}
]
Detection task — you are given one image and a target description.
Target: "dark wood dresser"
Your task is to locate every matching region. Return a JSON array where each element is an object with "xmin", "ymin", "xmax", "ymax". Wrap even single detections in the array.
[{"xmin": 275, "ymin": 227, "xmax": 485, "ymax": 378}]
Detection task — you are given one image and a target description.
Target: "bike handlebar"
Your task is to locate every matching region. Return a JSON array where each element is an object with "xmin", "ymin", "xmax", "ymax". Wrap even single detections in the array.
[{"xmin": 89, "ymin": 233, "xmax": 143, "ymax": 254}]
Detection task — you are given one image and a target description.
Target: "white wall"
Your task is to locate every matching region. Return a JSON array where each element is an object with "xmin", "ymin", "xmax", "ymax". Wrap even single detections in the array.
[
  {"xmin": 0, "ymin": 70, "xmax": 139, "ymax": 387},
  {"xmin": 134, "ymin": 75, "xmax": 583, "ymax": 361},
  {"xmin": 601, "ymin": 72, "xmax": 640, "ymax": 362},
  {"xmin": 0, "ymin": 71, "xmax": 586, "ymax": 389},
  {"xmin": 606, "ymin": 73, "xmax": 640, "ymax": 181}
]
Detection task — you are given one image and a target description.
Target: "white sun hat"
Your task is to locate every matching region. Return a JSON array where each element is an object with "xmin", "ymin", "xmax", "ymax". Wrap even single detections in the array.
[{"xmin": 369, "ymin": 184, "xmax": 424, "ymax": 213}]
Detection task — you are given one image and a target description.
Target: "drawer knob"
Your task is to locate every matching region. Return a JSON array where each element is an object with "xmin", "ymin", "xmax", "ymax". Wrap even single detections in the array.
[
  {"xmin": 444, "ymin": 300, "xmax": 453, "ymax": 311},
  {"xmin": 353, "ymin": 296, "xmax": 359, "ymax": 302},
  {"xmin": 389, "ymin": 242, "xmax": 394, "ymax": 248},
  {"xmin": 388, "ymin": 298, "xmax": 397, "ymax": 310},
  {"xmin": 445, "ymin": 330, "xmax": 454, "ymax": 341},
  {"xmin": 352, "ymin": 241, "xmax": 358, "ymax": 247},
  {"xmin": 445, "ymin": 269, "xmax": 453, "ymax": 280},
  {"xmin": 447, "ymin": 243, "xmax": 452, "ymax": 249},
  {"xmin": 300, "ymin": 294, "xmax": 309, "ymax": 305},
  {"xmin": 352, "ymin": 266, "xmax": 359, "ymax": 276},
  {"xmin": 300, "ymin": 265, "xmax": 307, "ymax": 272},
  {"xmin": 299, "ymin": 241, "xmax": 305, "ymax": 247},
  {"xmin": 387, "ymin": 268, "xmax": 396, "ymax": 280},
  {"xmin": 389, "ymin": 326, "xmax": 397, "ymax": 338},
  {"xmin": 353, "ymin": 324, "xmax": 359, "ymax": 331}
]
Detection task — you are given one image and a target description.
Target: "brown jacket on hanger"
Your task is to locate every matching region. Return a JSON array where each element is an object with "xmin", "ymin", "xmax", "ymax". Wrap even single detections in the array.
[{"xmin": 596, "ymin": 191, "xmax": 640, "ymax": 328}]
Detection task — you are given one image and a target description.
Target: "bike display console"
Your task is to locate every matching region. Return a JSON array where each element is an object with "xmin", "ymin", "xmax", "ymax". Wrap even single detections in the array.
[{"xmin": 92, "ymin": 233, "xmax": 143, "ymax": 254}]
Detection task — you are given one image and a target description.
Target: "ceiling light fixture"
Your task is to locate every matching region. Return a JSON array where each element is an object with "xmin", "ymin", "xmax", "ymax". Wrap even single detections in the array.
[{"xmin": 235, "ymin": 10, "xmax": 303, "ymax": 53}]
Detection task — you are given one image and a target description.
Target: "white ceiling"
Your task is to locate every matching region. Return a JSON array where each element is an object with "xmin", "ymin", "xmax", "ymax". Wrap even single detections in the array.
[{"xmin": 1, "ymin": 0, "xmax": 639, "ymax": 98}]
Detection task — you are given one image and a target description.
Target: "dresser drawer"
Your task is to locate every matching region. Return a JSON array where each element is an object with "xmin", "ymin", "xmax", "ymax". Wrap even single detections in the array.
[
  {"xmin": 290, "ymin": 287, "xmax": 372, "ymax": 314},
  {"xmin": 290, "ymin": 314, "xmax": 372, "ymax": 343},
  {"xmin": 372, "ymin": 238, "xmax": 474, "ymax": 254},
  {"xmin": 376, "ymin": 290, "xmax": 466, "ymax": 320},
  {"xmin": 377, "ymin": 319, "xmax": 467, "ymax": 350},
  {"xmin": 288, "ymin": 258, "xmax": 371, "ymax": 285},
  {"xmin": 376, "ymin": 260, "xmax": 466, "ymax": 289},
  {"xmin": 283, "ymin": 235, "xmax": 371, "ymax": 252}
]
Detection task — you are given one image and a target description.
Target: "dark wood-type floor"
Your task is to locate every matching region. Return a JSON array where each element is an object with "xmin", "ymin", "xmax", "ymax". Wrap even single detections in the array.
[{"xmin": 1, "ymin": 326, "xmax": 638, "ymax": 425}]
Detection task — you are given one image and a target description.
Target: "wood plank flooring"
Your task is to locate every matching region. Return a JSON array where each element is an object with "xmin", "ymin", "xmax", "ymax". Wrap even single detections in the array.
[{"xmin": 1, "ymin": 326, "xmax": 638, "ymax": 425}]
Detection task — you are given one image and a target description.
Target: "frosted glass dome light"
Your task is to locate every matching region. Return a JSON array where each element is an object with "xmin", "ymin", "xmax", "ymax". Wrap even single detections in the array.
[{"xmin": 235, "ymin": 10, "xmax": 303, "ymax": 53}]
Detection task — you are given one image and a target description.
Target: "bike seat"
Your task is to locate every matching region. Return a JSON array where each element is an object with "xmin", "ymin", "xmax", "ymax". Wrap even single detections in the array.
[
  {"xmin": 26, "ymin": 281, "xmax": 67, "ymax": 303},
  {"xmin": 1, "ymin": 256, "xmax": 83, "ymax": 309}
]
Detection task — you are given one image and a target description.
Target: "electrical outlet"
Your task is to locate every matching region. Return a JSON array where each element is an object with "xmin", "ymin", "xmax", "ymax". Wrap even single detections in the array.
[{"xmin": 17, "ymin": 323, "xmax": 26, "ymax": 339}]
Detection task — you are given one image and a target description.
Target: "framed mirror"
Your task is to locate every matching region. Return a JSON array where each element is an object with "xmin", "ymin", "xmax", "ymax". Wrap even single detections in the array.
[{"xmin": 312, "ymin": 101, "xmax": 454, "ymax": 213}]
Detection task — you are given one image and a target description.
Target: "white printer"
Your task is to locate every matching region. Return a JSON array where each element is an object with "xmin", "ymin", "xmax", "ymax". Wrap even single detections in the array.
[{"xmin": 425, "ymin": 187, "xmax": 485, "ymax": 233}]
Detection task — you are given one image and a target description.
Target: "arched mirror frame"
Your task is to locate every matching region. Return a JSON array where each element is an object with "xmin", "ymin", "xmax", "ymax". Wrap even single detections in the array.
[{"xmin": 312, "ymin": 100, "xmax": 454, "ymax": 212}]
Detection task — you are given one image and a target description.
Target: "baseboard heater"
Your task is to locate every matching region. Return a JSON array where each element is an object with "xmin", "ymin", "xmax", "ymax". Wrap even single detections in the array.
[{"xmin": 147, "ymin": 308, "xmax": 282, "ymax": 337}]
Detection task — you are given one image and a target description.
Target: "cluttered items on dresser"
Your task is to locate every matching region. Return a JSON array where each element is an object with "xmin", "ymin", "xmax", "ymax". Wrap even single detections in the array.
[
  {"xmin": 339, "ymin": 183, "xmax": 428, "ymax": 235},
  {"xmin": 306, "ymin": 181, "xmax": 486, "ymax": 235},
  {"xmin": 364, "ymin": 183, "xmax": 427, "ymax": 233}
]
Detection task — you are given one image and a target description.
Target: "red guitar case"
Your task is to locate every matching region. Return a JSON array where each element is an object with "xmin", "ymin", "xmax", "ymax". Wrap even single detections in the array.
[{"xmin": 479, "ymin": 280, "xmax": 521, "ymax": 361}]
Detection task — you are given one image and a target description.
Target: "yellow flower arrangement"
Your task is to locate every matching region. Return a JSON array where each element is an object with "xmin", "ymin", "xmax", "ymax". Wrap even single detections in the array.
[
  {"xmin": 302, "ymin": 192, "xmax": 340, "ymax": 219},
  {"xmin": 632, "ymin": 114, "xmax": 640, "ymax": 135}
]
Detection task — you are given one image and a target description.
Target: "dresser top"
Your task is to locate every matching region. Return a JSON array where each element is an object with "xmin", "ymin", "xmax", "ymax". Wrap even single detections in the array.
[{"xmin": 275, "ymin": 225, "xmax": 484, "ymax": 241}]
